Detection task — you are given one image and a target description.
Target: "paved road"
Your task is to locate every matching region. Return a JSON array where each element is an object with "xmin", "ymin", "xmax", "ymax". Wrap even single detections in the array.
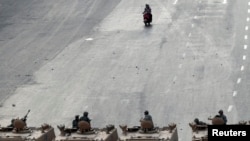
[{"xmin": 0, "ymin": 0, "xmax": 250, "ymax": 140}]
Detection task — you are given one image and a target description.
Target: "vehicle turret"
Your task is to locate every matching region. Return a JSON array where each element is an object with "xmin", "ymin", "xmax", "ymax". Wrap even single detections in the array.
[
  {"xmin": 118, "ymin": 121, "xmax": 178, "ymax": 141},
  {"xmin": 0, "ymin": 110, "xmax": 56, "ymax": 141},
  {"xmin": 54, "ymin": 121, "xmax": 118, "ymax": 141}
]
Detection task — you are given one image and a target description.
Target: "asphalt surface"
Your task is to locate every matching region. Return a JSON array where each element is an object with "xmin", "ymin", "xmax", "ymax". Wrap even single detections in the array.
[{"xmin": 0, "ymin": 0, "xmax": 250, "ymax": 140}]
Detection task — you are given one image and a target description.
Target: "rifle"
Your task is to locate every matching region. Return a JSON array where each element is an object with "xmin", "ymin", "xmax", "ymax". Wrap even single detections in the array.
[{"xmin": 21, "ymin": 109, "xmax": 30, "ymax": 123}]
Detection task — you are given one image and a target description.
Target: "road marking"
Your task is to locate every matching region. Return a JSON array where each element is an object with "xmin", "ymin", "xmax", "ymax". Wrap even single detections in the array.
[
  {"xmin": 237, "ymin": 78, "xmax": 241, "ymax": 84},
  {"xmin": 173, "ymin": 0, "xmax": 178, "ymax": 5},
  {"xmin": 179, "ymin": 64, "xmax": 183, "ymax": 68},
  {"xmin": 245, "ymin": 35, "xmax": 248, "ymax": 39},
  {"xmin": 233, "ymin": 91, "xmax": 237, "ymax": 97},
  {"xmin": 194, "ymin": 16, "xmax": 198, "ymax": 19},
  {"xmin": 247, "ymin": 17, "xmax": 250, "ymax": 22},
  {"xmin": 188, "ymin": 33, "xmax": 192, "ymax": 37},
  {"xmin": 173, "ymin": 76, "xmax": 177, "ymax": 81},
  {"xmin": 85, "ymin": 38, "xmax": 93, "ymax": 41},
  {"xmin": 182, "ymin": 53, "xmax": 186, "ymax": 58},
  {"xmin": 191, "ymin": 24, "xmax": 194, "ymax": 28},
  {"xmin": 244, "ymin": 45, "xmax": 248, "ymax": 50},
  {"xmin": 241, "ymin": 65, "xmax": 245, "ymax": 71},
  {"xmin": 249, "ymin": 2, "xmax": 250, "ymax": 5},
  {"xmin": 228, "ymin": 105, "xmax": 233, "ymax": 112},
  {"xmin": 243, "ymin": 55, "xmax": 247, "ymax": 60},
  {"xmin": 246, "ymin": 26, "xmax": 249, "ymax": 30},
  {"xmin": 223, "ymin": 0, "xmax": 227, "ymax": 4},
  {"xmin": 248, "ymin": 9, "xmax": 250, "ymax": 13}
]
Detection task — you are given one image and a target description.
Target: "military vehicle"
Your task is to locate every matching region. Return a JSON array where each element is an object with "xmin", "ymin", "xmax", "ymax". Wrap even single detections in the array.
[
  {"xmin": 189, "ymin": 122, "xmax": 208, "ymax": 141},
  {"xmin": 189, "ymin": 116, "xmax": 250, "ymax": 141},
  {"xmin": 54, "ymin": 121, "xmax": 118, "ymax": 141},
  {"xmin": 118, "ymin": 120, "xmax": 178, "ymax": 141},
  {"xmin": 0, "ymin": 110, "xmax": 56, "ymax": 141}
]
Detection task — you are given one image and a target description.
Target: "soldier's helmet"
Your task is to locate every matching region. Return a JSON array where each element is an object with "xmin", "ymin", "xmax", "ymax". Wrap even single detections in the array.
[
  {"xmin": 83, "ymin": 111, "xmax": 88, "ymax": 116},
  {"xmin": 194, "ymin": 118, "xmax": 199, "ymax": 123},
  {"xmin": 218, "ymin": 110, "xmax": 223, "ymax": 114},
  {"xmin": 144, "ymin": 110, "xmax": 149, "ymax": 115}
]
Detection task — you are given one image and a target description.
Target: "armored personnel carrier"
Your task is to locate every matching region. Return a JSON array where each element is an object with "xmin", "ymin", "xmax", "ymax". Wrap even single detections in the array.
[
  {"xmin": 0, "ymin": 110, "xmax": 56, "ymax": 141},
  {"xmin": 189, "ymin": 117, "xmax": 250, "ymax": 141},
  {"xmin": 54, "ymin": 121, "xmax": 118, "ymax": 141},
  {"xmin": 118, "ymin": 120, "xmax": 178, "ymax": 141}
]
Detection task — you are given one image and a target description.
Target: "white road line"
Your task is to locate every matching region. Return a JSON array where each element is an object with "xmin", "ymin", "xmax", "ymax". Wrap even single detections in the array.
[
  {"xmin": 191, "ymin": 24, "xmax": 194, "ymax": 28},
  {"xmin": 179, "ymin": 64, "xmax": 183, "ymax": 68},
  {"xmin": 233, "ymin": 91, "xmax": 237, "ymax": 97},
  {"xmin": 241, "ymin": 65, "xmax": 245, "ymax": 71},
  {"xmin": 247, "ymin": 17, "xmax": 250, "ymax": 22},
  {"xmin": 237, "ymin": 78, "xmax": 241, "ymax": 84},
  {"xmin": 188, "ymin": 33, "xmax": 192, "ymax": 37},
  {"xmin": 245, "ymin": 35, "xmax": 248, "ymax": 39},
  {"xmin": 249, "ymin": 2, "xmax": 250, "ymax": 5},
  {"xmin": 243, "ymin": 55, "xmax": 247, "ymax": 60},
  {"xmin": 245, "ymin": 26, "xmax": 249, "ymax": 30},
  {"xmin": 173, "ymin": 0, "xmax": 178, "ymax": 5},
  {"xmin": 182, "ymin": 53, "xmax": 186, "ymax": 58},
  {"xmin": 248, "ymin": 9, "xmax": 250, "ymax": 13},
  {"xmin": 244, "ymin": 45, "xmax": 248, "ymax": 50},
  {"xmin": 194, "ymin": 16, "xmax": 198, "ymax": 19},
  {"xmin": 85, "ymin": 38, "xmax": 93, "ymax": 41},
  {"xmin": 223, "ymin": 0, "xmax": 227, "ymax": 4},
  {"xmin": 173, "ymin": 76, "xmax": 177, "ymax": 81},
  {"xmin": 227, "ymin": 105, "xmax": 233, "ymax": 112}
]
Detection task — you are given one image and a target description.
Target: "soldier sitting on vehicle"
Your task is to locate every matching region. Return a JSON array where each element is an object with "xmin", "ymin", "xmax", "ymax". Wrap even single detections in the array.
[
  {"xmin": 72, "ymin": 115, "xmax": 80, "ymax": 129},
  {"xmin": 80, "ymin": 112, "xmax": 91, "ymax": 124},
  {"xmin": 218, "ymin": 110, "xmax": 227, "ymax": 125},
  {"xmin": 140, "ymin": 110, "xmax": 154, "ymax": 131},
  {"xmin": 194, "ymin": 118, "xmax": 207, "ymax": 125}
]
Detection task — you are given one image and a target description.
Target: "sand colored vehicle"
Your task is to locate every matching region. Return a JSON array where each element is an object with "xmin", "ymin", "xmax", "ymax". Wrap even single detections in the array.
[
  {"xmin": 118, "ymin": 120, "xmax": 178, "ymax": 141},
  {"xmin": 0, "ymin": 110, "xmax": 56, "ymax": 141},
  {"xmin": 54, "ymin": 121, "xmax": 118, "ymax": 141},
  {"xmin": 189, "ymin": 116, "xmax": 224, "ymax": 141},
  {"xmin": 189, "ymin": 116, "xmax": 250, "ymax": 141}
]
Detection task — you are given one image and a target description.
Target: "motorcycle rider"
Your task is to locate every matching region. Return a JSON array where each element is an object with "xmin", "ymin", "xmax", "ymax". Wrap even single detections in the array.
[
  {"xmin": 143, "ymin": 4, "xmax": 152, "ymax": 22},
  {"xmin": 143, "ymin": 4, "xmax": 151, "ymax": 14}
]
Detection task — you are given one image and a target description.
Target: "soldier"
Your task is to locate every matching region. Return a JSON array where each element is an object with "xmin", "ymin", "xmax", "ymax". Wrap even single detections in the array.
[
  {"xmin": 80, "ymin": 111, "xmax": 91, "ymax": 124},
  {"xmin": 140, "ymin": 110, "xmax": 154, "ymax": 130},
  {"xmin": 218, "ymin": 110, "xmax": 227, "ymax": 125},
  {"xmin": 72, "ymin": 115, "xmax": 80, "ymax": 129},
  {"xmin": 143, "ymin": 110, "xmax": 153, "ymax": 122},
  {"xmin": 194, "ymin": 118, "xmax": 207, "ymax": 125}
]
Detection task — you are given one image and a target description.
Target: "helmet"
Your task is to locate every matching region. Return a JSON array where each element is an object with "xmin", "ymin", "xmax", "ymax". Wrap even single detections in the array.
[
  {"xmin": 83, "ymin": 111, "xmax": 88, "ymax": 116},
  {"xmin": 194, "ymin": 118, "xmax": 199, "ymax": 123},
  {"xmin": 144, "ymin": 110, "xmax": 149, "ymax": 115},
  {"xmin": 146, "ymin": 4, "xmax": 149, "ymax": 7},
  {"xmin": 75, "ymin": 115, "xmax": 79, "ymax": 119},
  {"xmin": 218, "ymin": 110, "xmax": 223, "ymax": 114}
]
